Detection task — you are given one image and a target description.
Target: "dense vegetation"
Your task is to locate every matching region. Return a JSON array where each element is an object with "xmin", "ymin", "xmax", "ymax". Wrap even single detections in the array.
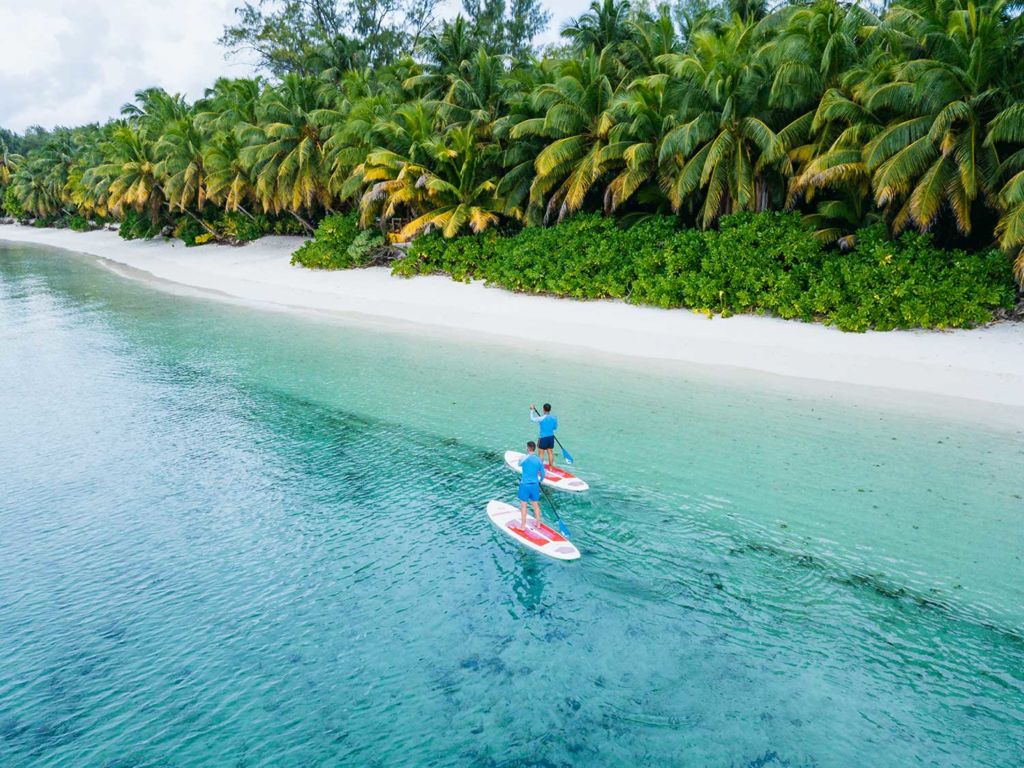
[
  {"xmin": 1, "ymin": 0, "xmax": 1022, "ymax": 327},
  {"xmin": 292, "ymin": 210, "xmax": 1014, "ymax": 329}
]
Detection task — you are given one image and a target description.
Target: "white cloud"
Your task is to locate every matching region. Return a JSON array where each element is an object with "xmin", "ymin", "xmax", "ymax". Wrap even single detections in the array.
[{"xmin": 0, "ymin": 0, "xmax": 591, "ymax": 133}]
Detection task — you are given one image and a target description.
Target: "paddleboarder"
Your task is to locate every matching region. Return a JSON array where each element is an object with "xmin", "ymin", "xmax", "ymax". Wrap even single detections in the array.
[
  {"xmin": 530, "ymin": 403, "xmax": 559, "ymax": 467},
  {"xmin": 517, "ymin": 440, "xmax": 546, "ymax": 531}
]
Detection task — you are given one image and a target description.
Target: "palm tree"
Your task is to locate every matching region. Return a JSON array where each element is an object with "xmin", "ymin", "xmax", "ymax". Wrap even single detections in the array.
[
  {"xmin": 340, "ymin": 100, "xmax": 438, "ymax": 208},
  {"xmin": 10, "ymin": 158, "xmax": 59, "ymax": 217},
  {"xmin": 419, "ymin": 16, "xmax": 479, "ymax": 76},
  {"xmin": 601, "ymin": 73, "xmax": 684, "ymax": 212},
  {"xmin": 858, "ymin": 0, "xmax": 1018, "ymax": 235},
  {"xmin": 122, "ymin": 87, "xmax": 190, "ymax": 139},
  {"xmin": 0, "ymin": 137, "xmax": 19, "ymax": 187},
  {"xmin": 195, "ymin": 77, "xmax": 263, "ymax": 134},
  {"xmin": 10, "ymin": 133, "xmax": 76, "ymax": 217},
  {"xmin": 511, "ymin": 48, "xmax": 621, "ymax": 223},
  {"xmin": 562, "ymin": 0, "xmax": 636, "ymax": 54},
  {"xmin": 786, "ymin": 89, "xmax": 881, "ymax": 245},
  {"xmin": 359, "ymin": 125, "xmax": 507, "ymax": 240},
  {"xmin": 619, "ymin": 6, "xmax": 680, "ymax": 77},
  {"xmin": 658, "ymin": 18, "xmax": 790, "ymax": 227},
  {"xmin": 204, "ymin": 130, "xmax": 255, "ymax": 214},
  {"xmin": 758, "ymin": 0, "xmax": 877, "ymax": 112},
  {"xmin": 988, "ymin": 103, "xmax": 1024, "ymax": 279},
  {"xmin": 417, "ymin": 48, "xmax": 510, "ymax": 132},
  {"xmin": 156, "ymin": 112, "xmax": 210, "ymax": 213},
  {"xmin": 239, "ymin": 75, "xmax": 335, "ymax": 229},
  {"xmin": 86, "ymin": 123, "xmax": 164, "ymax": 223}
]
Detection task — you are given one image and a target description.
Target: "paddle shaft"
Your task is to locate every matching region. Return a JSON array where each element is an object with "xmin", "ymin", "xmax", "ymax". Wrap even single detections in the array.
[{"xmin": 539, "ymin": 484, "xmax": 570, "ymax": 538}]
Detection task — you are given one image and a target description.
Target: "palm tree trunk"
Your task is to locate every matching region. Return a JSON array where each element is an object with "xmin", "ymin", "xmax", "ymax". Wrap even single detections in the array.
[
  {"xmin": 290, "ymin": 210, "xmax": 316, "ymax": 235},
  {"xmin": 182, "ymin": 208, "xmax": 219, "ymax": 238}
]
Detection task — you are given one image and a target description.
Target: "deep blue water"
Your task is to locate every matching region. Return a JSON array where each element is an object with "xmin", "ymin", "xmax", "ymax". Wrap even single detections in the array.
[{"xmin": 1, "ymin": 242, "xmax": 1023, "ymax": 767}]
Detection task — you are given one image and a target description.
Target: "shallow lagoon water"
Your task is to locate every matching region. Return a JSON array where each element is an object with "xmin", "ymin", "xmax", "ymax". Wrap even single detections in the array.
[{"xmin": 1, "ymin": 242, "xmax": 1023, "ymax": 767}]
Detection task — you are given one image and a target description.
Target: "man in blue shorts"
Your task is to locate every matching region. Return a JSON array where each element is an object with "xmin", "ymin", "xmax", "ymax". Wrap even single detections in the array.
[
  {"xmin": 517, "ymin": 440, "xmax": 546, "ymax": 530},
  {"xmin": 530, "ymin": 403, "xmax": 559, "ymax": 467}
]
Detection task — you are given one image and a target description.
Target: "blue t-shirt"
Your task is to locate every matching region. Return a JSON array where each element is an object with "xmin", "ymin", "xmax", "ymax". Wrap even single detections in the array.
[
  {"xmin": 530, "ymin": 411, "xmax": 558, "ymax": 438},
  {"xmin": 518, "ymin": 453, "xmax": 546, "ymax": 485}
]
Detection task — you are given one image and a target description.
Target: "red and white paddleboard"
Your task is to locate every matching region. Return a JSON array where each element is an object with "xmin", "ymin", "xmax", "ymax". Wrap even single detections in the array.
[
  {"xmin": 504, "ymin": 450, "xmax": 589, "ymax": 492},
  {"xmin": 487, "ymin": 501, "xmax": 581, "ymax": 560}
]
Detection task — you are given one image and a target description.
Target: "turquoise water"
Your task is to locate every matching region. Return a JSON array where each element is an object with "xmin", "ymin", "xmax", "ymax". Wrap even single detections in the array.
[{"xmin": 1, "ymin": 242, "xmax": 1023, "ymax": 767}]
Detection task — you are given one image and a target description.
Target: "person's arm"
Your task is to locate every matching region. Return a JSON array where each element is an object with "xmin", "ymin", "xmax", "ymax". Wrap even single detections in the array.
[
  {"xmin": 537, "ymin": 461, "xmax": 546, "ymax": 483},
  {"xmin": 529, "ymin": 408, "xmax": 542, "ymax": 423}
]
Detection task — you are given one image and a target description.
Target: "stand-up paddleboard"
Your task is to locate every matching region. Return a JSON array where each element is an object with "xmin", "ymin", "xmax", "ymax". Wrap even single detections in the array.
[
  {"xmin": 504, "ymin": 450, "xmax": 589, "ymax": 492},
  {"xmin": 487, "ymin": 501, "xmax": 580, "ymax": 560}
]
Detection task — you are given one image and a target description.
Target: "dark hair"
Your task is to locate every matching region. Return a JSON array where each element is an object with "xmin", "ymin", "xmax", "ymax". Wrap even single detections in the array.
[
  {"xmin": 542, "ymin": 403, "xmax": 551, "ymax": 413},
  {"xmin": 527, "ymin": 440, "xmax": 536, "ymax": 451}
]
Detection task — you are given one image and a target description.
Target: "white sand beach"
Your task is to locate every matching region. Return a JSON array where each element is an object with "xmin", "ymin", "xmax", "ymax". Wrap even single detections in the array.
[{"xmin": 3, "ymin": 224, "xmax": 1023, "ymax": 409}]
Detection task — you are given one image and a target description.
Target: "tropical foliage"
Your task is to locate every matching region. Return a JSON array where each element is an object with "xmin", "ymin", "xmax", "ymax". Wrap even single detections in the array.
[
  {"xmin": 395, "ymin": 211, "xmax": 1016, "ymax": 330},
  {"xmin": 3, "ymin": 0, "xmax": 1023, "ymax": 290}
]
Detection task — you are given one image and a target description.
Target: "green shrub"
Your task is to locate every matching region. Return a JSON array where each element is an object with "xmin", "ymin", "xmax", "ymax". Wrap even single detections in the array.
[
  {"xmin": 214, "ymin": 211, "xmax": 271, "ymax": 242},
  {"xmin": 389, "ymin": 211, "xmax": 1016, "ymax": 331},
  {"xmin": 397, "ymin": 213, "xmax": 677, "ymax": 299},
  {"xmin": 173, "ymin": 216, "xmax": 209, "ymax": 247},
  {"xmin": 807, "ymin": 226, "xmax": 1017, "ymax": 331},
  {"xmin": 68, "ymin": 214, "xmax": 93, "ymax": 232},
  {"xmin": 118, "ymin": 209, "xmax": 164, "ymax": 241},
  {"xmin": 273, "ymin": 216, "xmax": 307, "ymax": 236},
  {"xmin": 2, "ymin": 186, "xmax": 26, "ymax": 221},
  {"xmin": 291, "ymin": 213, "xmax": 385, "ymax": 268}
]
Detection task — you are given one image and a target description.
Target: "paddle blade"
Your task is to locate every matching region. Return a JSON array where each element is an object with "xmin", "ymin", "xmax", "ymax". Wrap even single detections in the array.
[
  {"xmin": 562, "ymin": 449, "xmax": 574, "ymax": 465},
  {"xmin": 557, "ymin": 519, "xmax": 571, "ymax": 538}
]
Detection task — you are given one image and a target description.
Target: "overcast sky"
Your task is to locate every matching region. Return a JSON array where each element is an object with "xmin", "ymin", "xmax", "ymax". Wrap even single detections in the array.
[{"xmin": 0, "ymin": 0, "xmax": 592, "ymax": 133}]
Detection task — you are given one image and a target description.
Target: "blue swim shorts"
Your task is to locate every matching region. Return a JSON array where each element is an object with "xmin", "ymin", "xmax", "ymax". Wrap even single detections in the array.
[
  {"xmin": 538, "ymin": 435, "xmax": 555, "ymax": 450},
  {"xmin": 518, "ymin": 483, "xmax": 541, "ymax": 502}
]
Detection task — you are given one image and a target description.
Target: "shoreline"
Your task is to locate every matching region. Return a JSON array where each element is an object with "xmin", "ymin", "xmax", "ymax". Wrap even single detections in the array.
[{"xmin": 3, "ymin": 224, "xmax": 1024, "ymax": 410}]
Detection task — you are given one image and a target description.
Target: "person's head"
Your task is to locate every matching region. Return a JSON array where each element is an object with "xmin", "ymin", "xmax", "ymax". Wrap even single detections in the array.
[
  {"xmin": 542, "ymin": 403, "xmax": 551, "ymax": 414},
  {"xmin": 526, "ymin": 440, "xmax": 536, "ymax": 453}
]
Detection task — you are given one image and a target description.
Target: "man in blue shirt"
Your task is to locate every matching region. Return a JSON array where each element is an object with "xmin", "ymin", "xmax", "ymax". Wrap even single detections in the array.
[
  {"xmin": 530, "ymin": 403, "xmax": 559, "ymax": 467},
  {"xmin": 517, "ymin": 440, "xmax": 546, "ymax": 531}
]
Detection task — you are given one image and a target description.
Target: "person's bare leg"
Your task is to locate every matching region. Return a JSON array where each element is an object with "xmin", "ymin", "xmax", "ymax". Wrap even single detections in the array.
[
  {"xmin": 519, "ymin": 501, "xmax": 527, "ymax": 529},
  {"xmin": 532, "ymin": 501, "xmax": 543, "ymax": 529}
]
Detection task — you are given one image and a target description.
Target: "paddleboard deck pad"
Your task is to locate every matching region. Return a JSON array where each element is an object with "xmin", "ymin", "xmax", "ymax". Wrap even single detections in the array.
[
  {"xmin": 487, "ymin": 501, "xmax": 580, "ymax": 560},
  {"xmin": 504, "ymin": 450, "xmax": 589, "ymax": 492}
]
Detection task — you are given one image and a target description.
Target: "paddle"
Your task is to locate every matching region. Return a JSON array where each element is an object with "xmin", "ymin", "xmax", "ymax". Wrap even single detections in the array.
[
  {"xmin": 540, "ymin": 484, "xmax": 571, "ymax": 538},
  {"xmin": 531, "ymin": 405, "xmax": 575, "ymax": 465}
]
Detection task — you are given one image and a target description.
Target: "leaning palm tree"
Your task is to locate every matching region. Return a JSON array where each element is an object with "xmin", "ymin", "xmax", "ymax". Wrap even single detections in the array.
[
  {"xmin": 511, "ymin": 48, "xmax": 621, "ymax": 223},
  {"xmin": 658, "ymin": 17, "xmax": 790, "ymax": 227}
]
